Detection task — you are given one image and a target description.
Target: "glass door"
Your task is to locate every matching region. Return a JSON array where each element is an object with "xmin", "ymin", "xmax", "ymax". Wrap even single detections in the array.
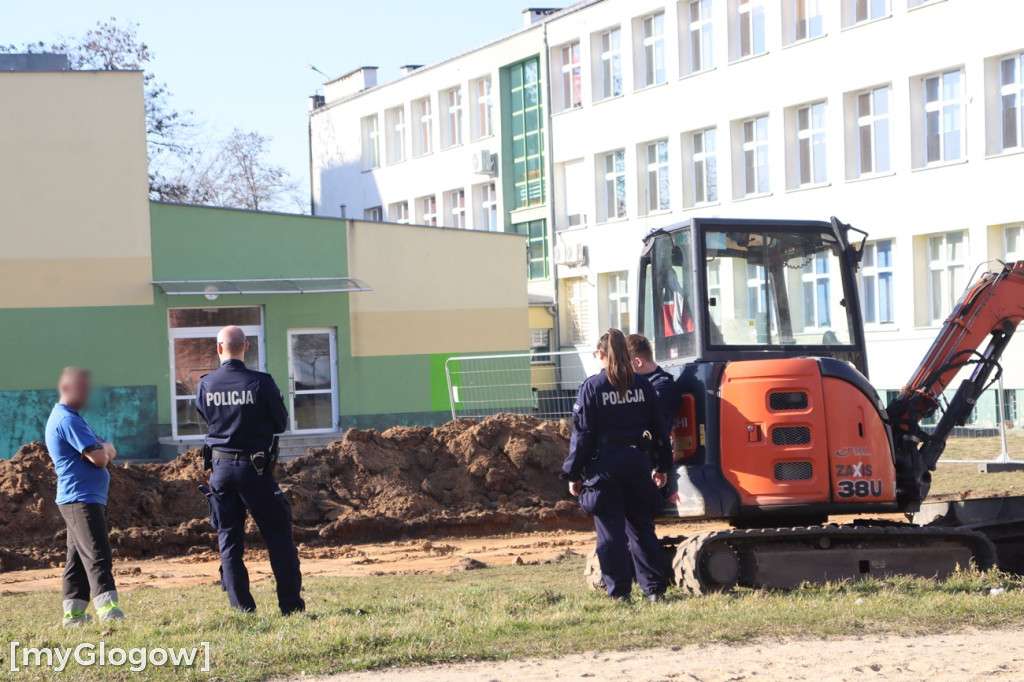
[
  {"xmin": 287, "ymin": 329, "xmax": 338, "ymax": 433},
  {"xmin": 168, "ymin": 307, "xmax": 265, "ymax": 437}
]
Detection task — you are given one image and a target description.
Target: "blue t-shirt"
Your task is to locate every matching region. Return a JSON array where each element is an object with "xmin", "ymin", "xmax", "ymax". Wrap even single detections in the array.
[{"xmin": 44, "ymin": 404, "xmax": 110, "ymax": 506}]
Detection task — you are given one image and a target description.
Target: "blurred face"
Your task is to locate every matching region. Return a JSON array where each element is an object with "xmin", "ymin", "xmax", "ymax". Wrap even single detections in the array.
[
  {"xmin": 592, "ymin": 348, "xmax": 609, "ymax": 369},
  {"xmin": 60, "ymin": 373, "xmax": 92, "ymax": 410}
]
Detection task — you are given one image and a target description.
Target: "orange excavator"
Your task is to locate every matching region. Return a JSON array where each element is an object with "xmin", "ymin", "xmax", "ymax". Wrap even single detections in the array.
[{"xmin": 629, "ymin": 217, "xmax": 1024, "ymax": 592}]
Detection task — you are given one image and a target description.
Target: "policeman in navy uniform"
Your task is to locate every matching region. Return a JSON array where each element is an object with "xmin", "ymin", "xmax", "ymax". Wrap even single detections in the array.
[
  {"xmin": 196, "ymin": 325, "xmax": 305, "ymax": 615},
  {"xmin": 626, "ymin": 333, "xmax": 682, "ymax": 429},
  {"xmin": 563, "ymin": 329, "xmax": 673, "ymax": 602}
]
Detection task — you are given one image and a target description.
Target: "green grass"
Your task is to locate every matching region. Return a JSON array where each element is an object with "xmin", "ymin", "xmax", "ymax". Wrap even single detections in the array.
[{"xmin": 3, "ymin": 559, "xmax": 1024, "ymax": 680}]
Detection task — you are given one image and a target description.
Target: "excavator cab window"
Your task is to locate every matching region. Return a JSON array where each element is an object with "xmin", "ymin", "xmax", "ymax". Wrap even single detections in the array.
[
  {"xmin": 641, "ymin": 228, "xmax": 698, "ymax": 362},
  {"xmin": 704, "ymin": 230, "xmax": 854, "ymax": 348}
]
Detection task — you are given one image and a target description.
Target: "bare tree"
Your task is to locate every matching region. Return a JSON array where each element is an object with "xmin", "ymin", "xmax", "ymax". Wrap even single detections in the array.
[{"xmin": 168, "ymin": 129, "xmax": 303, "ymax": 213}]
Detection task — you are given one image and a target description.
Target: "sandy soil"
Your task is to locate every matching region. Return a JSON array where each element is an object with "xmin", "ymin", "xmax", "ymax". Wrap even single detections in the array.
[
  {"xmin": 312, "ymin": 629, "xmax": 1024, "ymax": 682},
  {"xmin": 0, "ymin": 522, "xmax": 709, "ymax": 594}
]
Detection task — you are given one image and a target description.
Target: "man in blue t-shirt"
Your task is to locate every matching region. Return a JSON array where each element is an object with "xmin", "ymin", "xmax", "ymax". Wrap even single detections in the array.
[{"xmin": 44, "ymin": 368, "xmax": 125, "ymax": 627}]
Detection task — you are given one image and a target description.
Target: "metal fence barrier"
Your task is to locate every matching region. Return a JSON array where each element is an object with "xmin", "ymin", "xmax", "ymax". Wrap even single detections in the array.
[{"xmin": 444, "ymin": 350, "xmax": 589, "ymax": 421}]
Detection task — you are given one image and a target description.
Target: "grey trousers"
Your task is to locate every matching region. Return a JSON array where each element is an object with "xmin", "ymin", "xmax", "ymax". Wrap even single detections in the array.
[{"xmin": 58, "ymin": 503, "xmax": 116, "ymax": 602}]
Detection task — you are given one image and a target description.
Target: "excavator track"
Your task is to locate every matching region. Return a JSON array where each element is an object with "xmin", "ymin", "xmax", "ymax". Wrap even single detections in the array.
[{"xmin": 672, "ymin": 524, "xmax": 998, "ymax": 594}]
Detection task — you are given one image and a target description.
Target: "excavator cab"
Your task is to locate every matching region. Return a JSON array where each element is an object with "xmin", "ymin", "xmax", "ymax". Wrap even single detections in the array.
[{"xmin": 637, "ymin": 217, "xmax": 868, "ymax": 374}]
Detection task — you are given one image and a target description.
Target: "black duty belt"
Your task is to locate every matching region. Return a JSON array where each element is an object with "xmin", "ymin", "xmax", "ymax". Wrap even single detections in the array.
[
  {"xmin": 599, "ymin": 434, "xmax": 642, "ymax": 448},
  {"xmin": 213, "ymin": 450, "xmax": 256, "ymax": 461}
]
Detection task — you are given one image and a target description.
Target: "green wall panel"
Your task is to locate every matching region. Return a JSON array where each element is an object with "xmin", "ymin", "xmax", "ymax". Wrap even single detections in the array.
[{"xmin": 0, "ymin": 386, "xmax": 158, "ymax": 460}]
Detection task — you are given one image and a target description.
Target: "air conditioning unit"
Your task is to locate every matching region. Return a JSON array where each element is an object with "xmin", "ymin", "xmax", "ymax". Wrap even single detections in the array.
[
  {"xmin": 554, "ymin": 243, "xmax": 588, "ymax": 267},
  {"xmin": 472, "ymin": 149, "xmax": 496, "ymax": 176}
]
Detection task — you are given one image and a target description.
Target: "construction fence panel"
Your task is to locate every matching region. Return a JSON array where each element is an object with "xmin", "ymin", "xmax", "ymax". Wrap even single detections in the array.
[{"xmin": 445, "ymin": 351, "xmax": 590, "ymax": 421}]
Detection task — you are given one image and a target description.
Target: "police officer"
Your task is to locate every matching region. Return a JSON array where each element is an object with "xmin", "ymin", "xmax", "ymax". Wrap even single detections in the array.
[
  {"xmin": 626, "ymin": 334, "xmax": 682, "ymax": 429},
  {"xmin": 563, "ymin": 328, "xmax": 673, "ymax": 602},
  {"xmin": 196, "ymin": 325, "xmax": 305, "ymax": 615}
]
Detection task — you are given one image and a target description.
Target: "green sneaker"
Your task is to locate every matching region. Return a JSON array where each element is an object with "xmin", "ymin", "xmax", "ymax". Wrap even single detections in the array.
[
  {"xmin": 62, "ymin": 599, "xmax": 92, "ymax": 627},
  {"xmin": 94, "ymin": 591, "xmax": 126, "ymax": 622}
]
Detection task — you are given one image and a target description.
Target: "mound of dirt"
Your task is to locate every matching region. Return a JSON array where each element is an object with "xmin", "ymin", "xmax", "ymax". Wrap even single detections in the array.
[{"xmin": 0, "ymin": 415, "xmax": 586, "ymax": 571}]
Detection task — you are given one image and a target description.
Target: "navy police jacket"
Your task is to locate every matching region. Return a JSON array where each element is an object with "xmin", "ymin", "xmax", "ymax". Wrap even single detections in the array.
[
  {"xmin": 196, "ymin": 359, "xmax": 288, "ymax": 453},
  {"xmin": 562, "ymin": 370, "xmax": 673, "ymax": 482},
  {"xmin": 643, "ymin": 366, "xmax": 682, "ymax": 431}
]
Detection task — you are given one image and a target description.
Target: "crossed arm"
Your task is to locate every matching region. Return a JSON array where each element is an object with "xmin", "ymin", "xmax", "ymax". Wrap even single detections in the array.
[{"xmin": 82, "ymin": 441, "xmax": 117, "ymax": 468}]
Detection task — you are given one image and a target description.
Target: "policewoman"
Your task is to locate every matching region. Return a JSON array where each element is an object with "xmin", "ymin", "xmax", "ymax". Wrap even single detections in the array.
[
  {"xmin": 563, "ymin": 328, "xmax": 673, "ymax": 602},
  {"xmin": 196, "ymin": 325, "xmax": 305, "ymax": 615}
]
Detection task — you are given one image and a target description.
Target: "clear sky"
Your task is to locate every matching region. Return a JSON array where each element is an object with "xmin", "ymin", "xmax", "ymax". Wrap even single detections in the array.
[{"xmin": 4, "ymin": 0, "xmax": 542, "ymax": 196}]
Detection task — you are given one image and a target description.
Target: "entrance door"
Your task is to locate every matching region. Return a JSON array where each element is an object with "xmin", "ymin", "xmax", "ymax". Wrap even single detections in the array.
[
  {"xmin": 169, "ymin": 307, "xmax": 265, "ymax": 438},
  {"xmin": 287, "ymin": 329, "xmax": 338, "ymax": 433}
]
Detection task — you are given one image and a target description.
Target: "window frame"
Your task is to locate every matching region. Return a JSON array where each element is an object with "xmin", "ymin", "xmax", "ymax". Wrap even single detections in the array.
[
  {"xmin": 792, "ymin": 0, "xmax": 825, "ymax": 43},
  {"xmin": 600, "ymin": 149, "xmax": 628, "ymax": 221},
  {"xmin": 926, "ymin": 230, "xmax": 969, "ymax": 325},
  {"xmin": 922, "ymin": 69, "xmax": 965, "ymax": 165},
  {"xmin": 412, "ymin": 96, "xmax": 433, "ymax": 157},
  {"xmin": 390, "ymin": 201, "xmax": 410, "ymax": 224},
  {"xmin": 685, "ymin": 0, "xmax": 714, "ymax": 75},
  {"xmin": 361, "ymin": 114, "xmax": 380, "ymax": 170},
  {"xmin": 644, "ymin": 139, "xmax": 671, "ymax": 213},
  {"xmin": 796, "ymin": 101, "xmax": 828, "ymax": 187},
  {"xmin": 420, "ymin": 195, "xmax": 438, "ymax": 227},
  {"xmin": 1004, "ymin": 224, "xmax": 1024, "ymax": 263},
  {"xmin": 860, "ymin": 238, "xmax": 895, "ymax": 326},
  {"xmin": 640, "ymin": 12, "xmax": 667, "ymax": 88},
  {"xmin": 603, "ymin": 270, "xmax": 631, "ymax": 334},
  {"xmin": 386, "ymin": 106, "xmax": 406, "ymax": 164},
  {"xmin": 598, "ymin": 27, "xmax": 624, "ymax": 100},
  {"xmin": 558, "ymin": 40, "xmax": 583, "ymax": 111},
  {"xmin": 513, "ymin": 219, "xmax": 550, "ymax": 280},
  {"xmin": 741, "ymin": 114, "xmax": 770, "ymax": 196},
  {"xmin": 471, "ymin": 76, "xmax": 494, "ymax": 140},
  {"xmin": 999, "ymin": 53, "xmax": 1024, "ymax": 153},
  {"xmin": 736, "ymin": 0, "xmax": 767, "ymax": 60},
  {"xmin": 692, "ymin": 127, "xmax": 719, "ymax": 205},
  {"xmin": 480, "ymin": 182, "xmax": 498, "ymax": 232},
  {"xmin": 441, "ymin": 87, "xmax": 463, "ymax": 149},
  {"xmin": 855, "ymin": 85, "xmax": 892, "ymax": 177},
  {"xmin": 449, "ymin": 188, "xmax": 466, "ymax": 228},
  {"xmin": 363, "ymin": 206, "xmax": 383, "ymax": 222},
  {"xmin": 508, "ymin": 58, "xmax": 545, "ymax": 209}
]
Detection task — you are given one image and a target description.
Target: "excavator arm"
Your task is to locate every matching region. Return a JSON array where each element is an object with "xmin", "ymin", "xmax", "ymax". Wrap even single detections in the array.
[{"xmin": 887, "ymin": 261, "xmax": 1024, "ymax": 507}]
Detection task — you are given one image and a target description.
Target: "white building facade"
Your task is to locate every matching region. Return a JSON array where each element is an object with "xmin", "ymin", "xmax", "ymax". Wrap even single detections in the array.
[{"xmin": 310, "ymin": 0, "xmax": 1024, "ymax": 422}]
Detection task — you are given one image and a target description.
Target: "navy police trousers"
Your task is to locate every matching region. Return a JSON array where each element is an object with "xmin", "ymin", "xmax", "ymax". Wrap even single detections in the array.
[
  {"xmin": 579, "ymin": 448, "xmax": 667, "ymax": 598},
  {"xmin": 206, "ymin": 458, "xmax": 305, "ymax": 614}
]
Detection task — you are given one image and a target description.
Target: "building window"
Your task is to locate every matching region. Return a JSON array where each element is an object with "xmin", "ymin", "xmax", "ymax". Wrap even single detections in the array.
[
  {"xmin": 361, "ymin": 114, "xmax": 380, "ymax": 169},
  {"xmin": 598, "ymin": 27, "xmax": 623, "ymax": 99},
  {"xmin": 927, "ymin": 231, "xmax": 968, "ymax": 324},
  {"xmin": 923, "ymin": 69, "xmax": 964, "ymax": 164},
  {"xmin": 509, "ymin": 58, "xmax": 545, "ymax": 209},
  {"xmin": 861, "ymin": 239, "xmax": 894, "ymax": 324},
  {"xmin": 602, "ymin": 271, "xmax": 631, "ymax": 334},
  {"xmin": 390, "ymin": 201, "xmax": 409, "ymax": 224},
  {"xmin": 736, "ymin": 0, "xmax": 766, "ymax": 60},
  {"xmin": 600, "ymin": 149, "xmax": 627, "ymax": 221},
  {"xmin": 998, "ymin": 53, "xmax": 1024, "ymax": 153},
  {"xmin": 644, "ymin": 139, "xmax": 671, "ymax": 213},
  {"xmin": 639, "ymin": 12, "xmax": 666, "ymax": 88},
  {"xmin": 741, "ymin": 115, "xmax": 770, "ymax": 196},
  {"xmin": 513, "ymin": 219, "xmax": 549, "ymax": 280},
  {"xmin": 843, "ymin": 0, "xmax": 887, "ymax": 26},
  {"xmin": 441, "ymin": 87, "xmax": 463, "ymax": 149},
  {"xmin": 530, "ymin": 328, "xmax": 553, "ymax": 364},
  {"xmin": 801, "ymin": 252, "xmax": 831, "ymax": 328},
  {"xmin": 791, "ymin": 0, "xmax": 824, "ymax": 43},
  {"xmin": 855, "ymin": 86, "xmax": 892, "ymax": 176},
  {"xmin": 471, "ymin": 76, "xmax": 493, "ymax": 139},
  {"xmin": 480, "ymin": 182, "xmax": 498, "ymax": 232},
  {"xmin": 364, "ymin": 206, "xmax": 382, "ymax": 222},
  {"xmin": 557, "ymin": 41, "xmax": 582, "ymax": 111},
  {"xmin": 796, "ymin": 102, "xmax": 827, "ymax": 186},
  {"xmin": 683, "ymin": 0, "xmax": 714, "ymax": 75},
  {"xmin": 692, "ymin": 128, "xmax": 718, "ymax": 205},
  {"xmin": 565, "ymin": 277, "xmax": 592, "ymax": 345},
  {"xmin": 1004, "ymin": 225, "xmax": 1023, "ymax": 262},
  {"xmin": 412, "ymin": 96, "xmax": 432, "ymax": 157},
  {"xmin": 561, "ymin": 160, "xmax": 587, "ymax": 229},
  {"xmin": 908, "ymin": 0, "xmax": 943, "ymax": 8},
  {"xmin": 448, "ymin": 189, "xmax": 466, "ymax": 228},
  {"xmin": 386, "ymin": 106, "xmax": 406, "ymax": 164},
  {"xmin": 419, "ymin": 195, "xmax": 438, "ymax": 226}
]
